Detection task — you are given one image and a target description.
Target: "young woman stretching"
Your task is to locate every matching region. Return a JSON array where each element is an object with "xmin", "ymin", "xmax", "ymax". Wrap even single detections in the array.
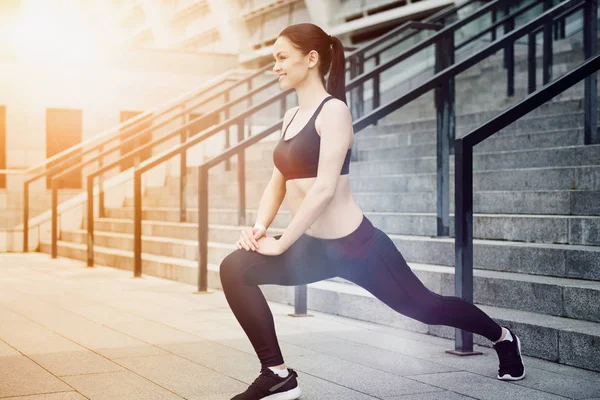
[{"xmin": 220, "ymin": 23, "xmax": 525, "ymax": 400}]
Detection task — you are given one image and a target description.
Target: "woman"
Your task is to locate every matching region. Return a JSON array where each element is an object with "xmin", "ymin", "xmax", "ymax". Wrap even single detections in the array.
[{"xmin": 220, "ymin": 23, "xmax": 525, "ymax": 400}]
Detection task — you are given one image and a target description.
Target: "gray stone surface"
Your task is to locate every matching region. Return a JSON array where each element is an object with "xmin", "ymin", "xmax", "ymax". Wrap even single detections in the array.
[{"xmin": 2, "ymin": 253, "xmax": 600, "ymax": 400}]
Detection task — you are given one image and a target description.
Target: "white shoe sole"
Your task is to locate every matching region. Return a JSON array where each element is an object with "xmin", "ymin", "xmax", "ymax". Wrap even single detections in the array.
[
  {"xmin": 263, "ymin": 385, "xmax": 302, "ymax": 399},
  {"xmin": 497, "ymin": 335, "xmax": 526, "ymax": 381}
]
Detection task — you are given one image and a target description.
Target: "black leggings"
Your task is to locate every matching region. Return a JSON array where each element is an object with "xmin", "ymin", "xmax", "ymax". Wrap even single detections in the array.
[{"xmin": 220, "ymin": 215, "xmax": 502, "ymax": 367}]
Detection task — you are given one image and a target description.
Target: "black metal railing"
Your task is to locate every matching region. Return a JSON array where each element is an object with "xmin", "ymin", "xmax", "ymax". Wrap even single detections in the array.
[
  {"xmin": 348, "ymin": 0, "xmax": 591, "ymax": 241},
  {"xmin": 84, "ymin": 0, "xmax": 490, "ymax": 269},
  {"xmin": 22, "ymin": 70, "xmax": 244, "ymax": 251},
  {"xmin": 45, "ymin": 64, "xmax": 278, "ymax": 258},
  {"xmin": 131, "ymin": 0, "xmax": 544, "ymax": 299},
  {"xmin": 349, "ymin": 0, "xmax": 597, "ymax": 354},
  {"xmin": 454, "ymin": 53, "xmax": 599, "ymax": 355},
  {"xmin": 184, "ymin": 0, "xmax": 595, "ymax": 347},
  {"xmin": 126, "ymin": 0, "xmax": 552, "ymax": 298}
]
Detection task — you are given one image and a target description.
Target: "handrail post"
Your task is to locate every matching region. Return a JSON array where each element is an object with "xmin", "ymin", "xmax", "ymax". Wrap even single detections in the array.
[
  {"xmin": 23, "ymin": 181, "xmax": 29, "ymax": 252},
  {"xmin": 434, "ymin": 32, "xmax": 453, "ymax": 237},
  {"xmin": 543, "ymin": 0, "xmax": 553, "ymax": 85},
  {"xmin": 51, "ymin": 178, "xmax": 58, "ymax": 259},
  {"xmin": 180, "ymin": 105, "xmax": 188, "ymax": 223},
  {"xmin": 197, "ymin": 165, "xmax": 209, "ymax": 292},
  {"xmin": 357, "ymin": 52, "xmax": 365, "ymax": 119},
  {"xmin": 528, "ymin": 31, "xmax": 537, "ymax": 94},
  {"xmin": 446, "ymin": 138, "xmax": 481, "ymax": 356},
  {"xmin": 505, "ymin": 2, "xmax": 515, "ymax": 97},
  {"xmin": 289, "ymin": 285, "xmax": 312, "ymax": 317},
  {"xmin": 584, "ymin": 0, "xmax": 598, "ymax": 145},
  {"xmin": 491, "ymin": 7, "xmax": 497, "ymax": 41},
  {"xmin": 98, "ymin": 144, "xmax": 105, "ymax": 218},
  {"xmin": 225, "ymin": 91, "xmax": 231, "ymax": 171},
  {"xmin": 134, "ymin": 170, "xmax": 142, "ymax": 277},
  {"xmin": 502, "ymin": 1, "xmax": 511, "ymax": 68},
  {"xmin": 247, "ymin": 81, "xmax": 253, "ymax": 139},
  {"xmin": 280, "ymin": 95, "xmax": 287, "ymax": 118},
  {"xmin": 373, "ymin": 53, "xmax": 380, "ymax": 127},
  {"xmin": 237, "ymin": 121, "xmax": 246, "ymax": 226},
  {"xmin": 87, "ymin": 174, "xmax": 94, "ymax": 267}
]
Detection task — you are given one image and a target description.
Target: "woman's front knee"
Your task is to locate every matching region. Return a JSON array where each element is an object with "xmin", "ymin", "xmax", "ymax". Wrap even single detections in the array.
[{"xmin": 219, "ymin": 250, "xmax": 247, "ymax": 287}]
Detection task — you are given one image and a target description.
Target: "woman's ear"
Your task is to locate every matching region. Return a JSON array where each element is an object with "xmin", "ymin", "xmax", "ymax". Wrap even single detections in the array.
[{"xmin": 306, "ymin": 50, "xmax": 319, "ymax": 69}]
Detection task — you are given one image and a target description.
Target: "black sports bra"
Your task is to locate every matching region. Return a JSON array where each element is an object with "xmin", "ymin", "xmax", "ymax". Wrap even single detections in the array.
[{"xmin": 272, "ymin": 96, "xmax": 352, "ymax": 181}]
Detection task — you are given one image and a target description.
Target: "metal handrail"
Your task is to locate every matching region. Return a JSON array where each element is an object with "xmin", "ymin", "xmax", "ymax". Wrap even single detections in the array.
[
  {"xmin": 344, "ymin": 0, "xmax": 535, "ymax": 94},
  {"xmin": 80, "ymin": 0, "xmax": 486, "ymax": 265},
  {"xmin": 454, "ymin": 51, "xmax": 599, "ymax": 357},
  {"xmin": 351, "ymin": 0, "xmax": 581, "ymax": 130},
  {"xmin": 24, "ymin": 65, "xmax": 273, "ymax": 251},
  {"xmin": 130, "ymin": 0, "xmax": 538, "ymax": 280},
  {"xmin": 190, "ymin": 0, "xmax": 593, "ymax": 343}
]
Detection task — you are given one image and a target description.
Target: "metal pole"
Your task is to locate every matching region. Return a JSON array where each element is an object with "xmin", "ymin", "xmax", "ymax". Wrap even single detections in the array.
[
  {"xmin": 23, "ymin": 181, "xmax": 29, "ymax": 252},
  {"xmin": 435, "ymin": 34, "xmax": 452, "ymax": 237},
  {"xmin": 584, "ymin": 0, "xmax": 598, "ymax": 145},
  {"xmin": 528, "ymin": 31, "xmax": 537, "ymax": 94},
  {"xmin": 225, "ymin": 91, "xmax": 231, "ymax": 171},
  {"xmin": 543, "ymin": 22, "xmax": 553, "ymax": 84},
  {"xmin": 446, "ymin": 139, "xmax": 481, "ymax": 356},
  {"xmin": 51, "ymin": 179, "xmax": 58, "ymax": 259},
  {"xmin": 87, "ymin": 175, "xmax": 94, "ymax": 267},
  {"xmin": 197, "ymin": 166, "xmax": 209, "ymax": 293},
  {"xmin": 289, "ymin": 285, "xmax": 312, "ymax": 317},
  {"xmin": 237, "ymin": 122, "xmax": 246, "ymax": 227},
  {"xmin": 373, "ymin": 53, "xmax": 380, "ymax": 127},
  {"xmin": 180, "ymin": 106, "xmax": 188, "ymax": 223},
  {"xmin": 247, "ymin": 81, "xmax": 253, "ymax": 139},
  {"xmin": 133, "ymin": 170, "xmax": 142, "ymax": 277},
  {"xmin": 357, "ymin": 52, "xmax": 365, "ymax": 119},
  {"xmin": 98, "ymin": 144, "xmax": 105, "ymax": 218}
]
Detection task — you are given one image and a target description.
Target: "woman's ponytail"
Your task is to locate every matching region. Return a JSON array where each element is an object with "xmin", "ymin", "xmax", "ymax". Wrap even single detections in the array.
[{"xmin": 327, "ymin": 35, "xmax": 347, "ymax": 105}]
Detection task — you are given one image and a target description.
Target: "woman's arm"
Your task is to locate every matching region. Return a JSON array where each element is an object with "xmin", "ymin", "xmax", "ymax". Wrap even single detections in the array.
[{"xmin": 252, "ymin": 106, "xmax": 298, "ymax": 229}]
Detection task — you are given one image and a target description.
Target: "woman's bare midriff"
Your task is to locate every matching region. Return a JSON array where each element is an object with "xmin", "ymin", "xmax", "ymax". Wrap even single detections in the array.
[{"xmin": 284, "ymin": 175, "xmax": 364, "ymax": 239}]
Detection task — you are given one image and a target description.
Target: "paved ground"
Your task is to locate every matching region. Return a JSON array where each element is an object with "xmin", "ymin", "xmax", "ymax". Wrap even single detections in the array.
[{"xmin": 1, "ymin": 253, "xmax": 600, "ymax": 400}]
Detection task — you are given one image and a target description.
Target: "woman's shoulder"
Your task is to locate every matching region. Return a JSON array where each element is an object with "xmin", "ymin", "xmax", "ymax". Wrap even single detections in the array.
[{"xmin": 321, "ymin": 97, "xmax": 350, "ymax": 117}]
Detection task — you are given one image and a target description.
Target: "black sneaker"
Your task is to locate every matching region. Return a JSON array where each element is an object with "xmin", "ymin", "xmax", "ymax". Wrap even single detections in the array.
[
  {"xmin": 493, "ymin": 328, "xmax": 526, "ymax": 381},
  {"xmin": 231, "ymin": 367, "xmax": 301, "ymax": 399}
]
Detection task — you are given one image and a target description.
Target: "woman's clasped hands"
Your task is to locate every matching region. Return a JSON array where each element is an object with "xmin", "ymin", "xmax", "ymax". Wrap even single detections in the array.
[{"xmin": 236, "ymin": 225, "xmax": 284, "ymax": 256}]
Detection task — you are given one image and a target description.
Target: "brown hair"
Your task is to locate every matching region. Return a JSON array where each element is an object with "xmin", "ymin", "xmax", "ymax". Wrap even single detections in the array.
[{"xmin": 278, "ymin": 23, "xmax": 347, "ymax": 104}]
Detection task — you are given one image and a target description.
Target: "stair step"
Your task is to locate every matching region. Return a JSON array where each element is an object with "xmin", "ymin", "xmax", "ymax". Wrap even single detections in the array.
[
  {"xmin": 102, "ymin": 206, "xmax": 600, "ymax": 246},
  {"xmin": 135, "ymin": 189, "xmax": 600, "ymax": 216},
  {"xmin": 83, "ymin": 216, "xmax": 600, "ymax": 280}
]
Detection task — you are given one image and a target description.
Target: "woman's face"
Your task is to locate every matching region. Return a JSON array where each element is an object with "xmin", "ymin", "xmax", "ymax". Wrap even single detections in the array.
[{"xmin": 272, "ymin": 36, "xmax": 317, "ymax": 90}]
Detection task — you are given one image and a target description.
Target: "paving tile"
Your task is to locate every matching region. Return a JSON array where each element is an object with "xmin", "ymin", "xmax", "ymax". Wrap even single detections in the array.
[
  {"xmin": 291, "ymin": 373, "xmax": 381, "ymax": 399},
  {"xmin": 114, "ymin": 354, "xmax": 247, "ymax": 397},
  {"xmin": 427, "ymin": 352, "xmax": 600, "ymax": 399},
  {"xmin": 0, "ymin": 392, "xmax": 87, "ymax": 399},
  {"xmin": 62, "ymin": 371, "xmax": 184, "ymax": 400},
  {"xmin": 0, "ymin": 338, "xmax": 20, "ymax": 356},
  {"xmin": 279, "ymin": 331, "xmax": 459, "ymax": 376},
  {"xmin": 384, "ymin": 392, "xmax": 474, "ymax": 400},
  {"xmin": 0, "ymin": 308, "xmax": 123, "ymax": 376},
  {"xmin": 410, "ymin": 371, "xmax": 568, "ymax": 400},
  {"xmin": 0, "ymin": 355, "xmax": 72, "ymax": 398},
  {"xmin": 289, "ymin": 352, "xmax": 441, "ymax": 397}
]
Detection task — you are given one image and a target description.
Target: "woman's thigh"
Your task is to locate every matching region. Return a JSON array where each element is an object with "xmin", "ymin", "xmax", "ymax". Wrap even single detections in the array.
[
  {"xmin": 337, "ymin": 229, "xmax": 436, "ymax": 314},
  {"xmin": 221, "ymin": 234, "xmax": 338, "ymax": 287}
]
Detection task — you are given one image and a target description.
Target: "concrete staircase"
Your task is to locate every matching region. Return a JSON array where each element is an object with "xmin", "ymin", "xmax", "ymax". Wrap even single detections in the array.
[{"xmin": 40, "ymin": 31, "xmax": 600, "ymax": 372}]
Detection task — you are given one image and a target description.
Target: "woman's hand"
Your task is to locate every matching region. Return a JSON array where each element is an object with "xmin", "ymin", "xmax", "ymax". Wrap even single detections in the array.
[
  {"xmin": 255, "ymin": 236, "xmax": 285, "ymax": 256},
  {"xmin": 236, "ymin": 226, "xmax": 266, "ymax": 251}
]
